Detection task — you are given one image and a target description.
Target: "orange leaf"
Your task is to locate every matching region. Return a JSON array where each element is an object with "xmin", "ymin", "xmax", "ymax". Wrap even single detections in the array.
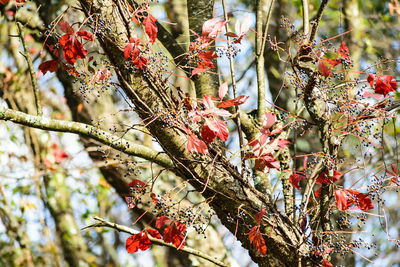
[{"xmin": 249, "ymin": 226, "xmax": 267, "ymax": 255}]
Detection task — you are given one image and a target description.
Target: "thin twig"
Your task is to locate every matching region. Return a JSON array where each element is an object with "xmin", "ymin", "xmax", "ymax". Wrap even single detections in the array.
[
  {"xmin": 309, "ymin": 0, "xmax": 329, "ymax": 43},
  {"xmin": 221, "ymin": 0, "xmax": 245, "ymax": 174},
  {"xmin": 83, "ymin": 216, "xmax": 227, "ymax": 267},
  {"xmin": 16, "ymin": 22, "xmax": 42, "ymax": 116}
]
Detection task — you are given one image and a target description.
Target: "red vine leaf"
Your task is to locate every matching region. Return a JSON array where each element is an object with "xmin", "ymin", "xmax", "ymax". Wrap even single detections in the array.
[
  {"xmin": 144, "ymin": 14, "xmax": 158, "ymax": 44},
  {"xmin": 249, "ymin": 226, "xmax": 267, "ymax": 255},
  {"xmin": 334, "ymin": 189, "xmax": 373, "ymax": 211},
  {"xmin": 156, "ymin": 216, "xmax": 172, "ymax": 229},
  {"xmin": 318, "ymin": 61, "xmax": 332, "ymax": 77},
  {"xmin": 162, "ymin": 221, "xmax": 186, "ymax": 249},
  {"xmin": 58, "ymin": 21, "xmax": 93, "ymax": 64},
  {"xmin": 146, "ymin": 228, "xmax": 161, "ymax": 239},
  {"xmin": 217, "ymin": 95, "xmax": 249, "ymax": 108},
  {"xmin": 202, "ymin": 18, "xmax": 228, "ymax": 38},
  {"xmin": 204, "ymin": 117, "xmax": 229, "ymax": 142},
  {"xmin": 338, "ymin": 41, "xmax": 350, "ymax": 60},
  {"xmin": 316, "ymin": 170, "xmax": 342, "ymax": 185},
  {"xmin": 289, "ymin": 174, "xmax": 305, "ymax": 190},
  {"xmin": 128, "ymin": 179, "xmax": 148, "ymax": 189},
  {"xmin": 218, "ymin": 82, "xmax": 229, "ymax": 100},
  {"xmin": 52, "ymin": 143, "xmax": 69, "ymax": 163},
  {"xmin": 256, "ymin": 208, "xmax": 266, "ymax": 225},
  {"xmin": 36, "ymin": 60, "xmax": 59, "ymax": 78},
  {"xmin": 322, "ymin": 259, "xmax": 333, "ymax": 267},
  {"xmin": 156, "ymin": 216, "xmax": 186, "ymax": 249},
  {"xmin": 186, "ymin": 128, "xmax": 208, "ymax": 154},
  {"xmin": 191, "ymin": 68, "xmax": 207, "ymax": 76},
  {"xmin": 150, "ymin": 193, "xmax": 159, "ymax": 204},
  {"xmin": 126, "ymin": 231, "xmax": 152, "ymax": 253},
  {"xmin": 200, "ymin": 124, "xmax": 217, "ymax": 144}
]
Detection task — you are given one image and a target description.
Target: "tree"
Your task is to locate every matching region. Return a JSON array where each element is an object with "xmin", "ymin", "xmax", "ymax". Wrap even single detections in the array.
[{"xmin": 0, "ymin": 0, "xmax": 400, "ymax": 266}]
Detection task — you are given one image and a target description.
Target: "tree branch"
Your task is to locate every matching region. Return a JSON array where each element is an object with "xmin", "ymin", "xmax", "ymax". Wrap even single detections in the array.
[
  {"xmin": 16, "ymin": 22, "xmax": 42, "ymax": 116},
  {"xmin": 308, "ymin": 0, "xmax": 329, "ymax": 43},
  {"xmin": 84, "ymin": 216, "xmax": 227, "ymax": 267},
  {"xmin": 0, "ymin": 107, "xmax": 175, "ymax": 170},
  {"xmin": 255, "ymin": 0, "xmax": 275, "ymax": 122},
  {"xmin": 302, "ymin": 0, "xmax": 310, "ymax": 37}
]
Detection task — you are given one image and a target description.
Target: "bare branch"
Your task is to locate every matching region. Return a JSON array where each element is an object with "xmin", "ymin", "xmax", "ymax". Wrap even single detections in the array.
[
  {"xmin": 309, "ymin": 0, "xmax": 329, "ymax": 43},
  {"xmin": 221, "ymin": 0, "xmax": 245, "ymax": 173}
]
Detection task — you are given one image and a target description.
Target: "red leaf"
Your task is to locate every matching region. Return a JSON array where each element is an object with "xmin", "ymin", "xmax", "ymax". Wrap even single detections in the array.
[
  {"xmin": 151, "ymin": 193, "xmax": 159, "ymax": 204},
  {"xmin": 218, "ymin": 82, "xmax": 228, "ymax": 100},
  {"xmin": 146, "ymin": 228, "xmax": 161, "ymax": 239},
  {"xmin": 363, "ymin": 91, "xmax": 383, "ymax": 100},
  {"xmin": 335, "ymin": 189, "xmax": 350, "ymax": 211},
  {"xmin": 256, "ymin": 154, "xmax": 280, "ymax": 171},
  {"xmin": 133, "ymin": 56, "xmax": 148, "ymax": 69},
  {"xmin": 248, "ymin": 226, "xmax": 267, "ymax": 255},
  {"xmin": 92, "ymin": 68, "xmax": 111, "ymax": 82},
  {"xmin": 316, "ymin": 170, "xmax": 342, "ymax": 185},
  {"xmin": 204, "ymin": 117, "xmax": 229, "ymax": 142},
  {"xmin": 375, "ymin": 75, "xmax": 397, "ymax": 96},
  {"xmin": 191, "ymin": 68, "xmax": 207, "ymax": 76},
  {"xmin": 256, "ymin": 208, "xmax": 266, "ymax": 225},
  {"xmin": 339, "ymin": 41, "xmax": 350, "ymax": 60},
  {"xmin": 322, "ymin": 58, "xmax": 340, "ymax": 66},
  {"xmin": 73, "ymin": 38, "xmax": 88, "ymax": 59},
  {"xmin": 76, "ymin": 30, "xmax": 94, "ymax": 41},
  {"xmin": 60, "ymin": 36, "xmax": 88, "ymax": 64},
  {"xmin": 128, "ymin": 179, "xmax": 148, "ymax": 189},
  {"xmin": 144, "ymin": 14, "xmax": 158, "ymax": 44},
  {"xmin": 314, "ymin": 187, "xmax": 322, "ymax": 197},
  {"xmin": 202, "ymin": 95, "xmax": 231, "ymax": 117},
  {"xmin": 125, "ymin": 196, "xmax": 136, "ymax": 209},
  {"xmin": 322, "ymin": 259, "xmax": 333, "ymax": 267},
  {"xmin": 59, "ymin": 21, "xmax": 74, "ymax": 34},
  {"xmin": 346, "ymin": 189, "xmax": 374, "ymax": 211},
  {"xmin": 335, "ymin": 189, "xmax": 374, "ymax": 211},
  {"xmin": 217, "ymin": 95, "xmax": 249, "ymax": 108},
  {"xmin": 59, "ymin": 34, "xmax": 71, "ymax": 47},
  {"xmin": 201, "ymin": 124, "xmax": 217, "ymax": 144},
  {"xmin": 202, "ymin": 18, "xmax": 228, "ymax": 38},
  {"xmin": 367, "ymin": 74, "xmax": 375, "ymax": 87},
  {"xmin": 162, "ymin": 221, "xmax": 186, "ymax": 249},
  {"xmin": 52, "ymin": 143, "xmax": 69, "ymax": 163},
  {"xmin": 319, "ymin": 61, "xmax": 332, "ymax": 77},
  {"xmin": 156, "ymin": 216, "xmax": 172, "ymax": 229},
  {"xmin": 225, "ymin": 32, "xmax": 238, "ymax": 37},
  {"xmin": 198, "ymin": 50, "xmax": 218, "ymax": 69},
  {"xmin": 124, "ymin": 38, "xmax": 141, "ymax": 60},
  {"xmin": 126, "ymin": 231, "xmax": 152, "ymax": 253},
  {"xmin": 289, "ymin": 174, "xmax": 305, "ymax": 190},
  {"xmin": 36, "ymin": 60, "xmax": 59, "ymax": 78},
  {"xmin": 261, "ymin": 112, "xmax": 276, "ymax": 131},
  {"xmin": 186, "ymin": 129, "xmax": 208, "ymax": 154}
]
